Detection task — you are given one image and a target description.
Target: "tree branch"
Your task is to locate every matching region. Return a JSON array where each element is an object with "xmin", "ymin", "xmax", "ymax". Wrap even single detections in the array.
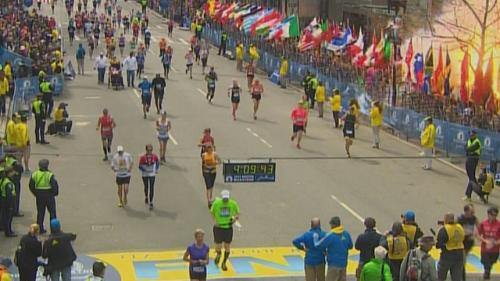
[{"xmin": 461, "ymin": 0, "xmax": 485, "ymax": 27}]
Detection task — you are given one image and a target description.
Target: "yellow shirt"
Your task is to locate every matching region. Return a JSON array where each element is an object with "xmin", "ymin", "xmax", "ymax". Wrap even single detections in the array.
[
  {"xmin": 4, "ymin": 64, "xmax": 12, "ymax": 81},
  {"xmin": 421, "ymin": 123, "xmax": 436, "ymax": 148},
  {"xmin": 236, "ymin": 46, "xmax": 244, "ymax": 60},
  {"xmin": 15, "ymin": 122, "xmax": 29, "ymax": 147},
  {"xmin": 54, "ymin": 108, "xmax": 65, "ymax": 122},
  {"xmin": 0, "ymin": 270, "xmax": 12, "ymax": 281},
  {"xmin": 52, "ymin": 29, "xmax": 59, "ymax": 40},
  {"xmin": 0, "ymin": 78, "xmax": 8, "ymax": 96},
  {"xmin": 6, "ymin": 120, "xmax": 16, "ymax": 146},
  {"xmin": 370, "ymin": 107, "xmax": 383, "ymax": 127},
  {"xmin": 330, "ymin": 95, "xmax": 341, "ymax": 112},
  {"xmin": 279, "ymin": 60, "xmax": 288, "ymax": 76},
  {"xmin": 249, "ymin": 47, "xmax": 259, "ymax": 60},
  {"xmin": 315, "ymin": 86, "xmax": 325, "ymax": 102}
]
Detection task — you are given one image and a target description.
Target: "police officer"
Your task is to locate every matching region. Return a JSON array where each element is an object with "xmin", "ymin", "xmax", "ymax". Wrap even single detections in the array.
[
  {"xmin": 32, "ymin": 94, "xmax": 49, "ymax": 144},
  {"xmin": 218, "ymin": 31, "xmax": 228, "ymax": 56},
  {"xmin": 0, "ymin": 154, "xmax": 24, "ymax": 217},
  {"xmin": 1, "ymin": 167, "xmax": 18, "ymax": 237},
  {"xmin": 464, "ymin": 130, "xmax": 485, "ymax": 202},
  {"xmin": 195, "ymin": 22, "xmax": 203, "ymax": 40},
  {"xmin": 302, "ymin": 71, "xmax": 312, "ymax": 96},
  {"xmin": 436, "ymin": 213, "xmax": 465, "ymax": 281},
  {"xmin": 29, "ymin": 159, "xmax": 59, "ymax": 234},
  {"xmin": 39, "ymin": 78, "xmax": 54, "ymax": 119},
  {"xmin": 307, "ymin": 74, "xmax": 318, "ymax": 109}
]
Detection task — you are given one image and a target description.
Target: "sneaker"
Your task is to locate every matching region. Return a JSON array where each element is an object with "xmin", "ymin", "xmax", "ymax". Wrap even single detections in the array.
[
  {"xmin": 143, "ymin": 113, "xmax": 147, "ymax": 119},
  {"xmin": 214, "ymin": 254, "xmax": 221, "ymax": 265},
  {"xmin": 221, "ymin": 263, "xmax": 227, "ymax": 271},
  {"xmin": 118, "ymin": 202, "xmax": 123, "ymax": 207},
  {"xmin": 149, "ymin": 203, "xmax": 153, "ymax": 210},
  {"xmin": 103, "ymin": 156, "xmax": 108, "ymax": 161},
  {"xmin": 145, "ymin": 198, "xmax": 149, "ymax": 204}
]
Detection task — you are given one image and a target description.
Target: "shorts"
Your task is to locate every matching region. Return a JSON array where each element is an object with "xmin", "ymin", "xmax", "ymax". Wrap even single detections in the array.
[
  {"xmin": 247, "ymin": 74, "xmax": 254, "ymax": 79},
  {"xmin": 203, "ymin": 172, "xmax": 216, "ymax": 189},
  {"xmin": 293, "ymin": 124, "xmax": 304, "ymax": 133},
  {"xmin": 213, "ymin": 226, "xmax": 233, "ymax": 244},
  {"xmin": 116, "ymin": 176, "xmax": 130, "ymax": 185},
  {"xmin": 189, "ymin": 265, "xmax": 207, "ymax": 280},
  {"xmin": 343, "ymin": 128, "xmax": 355, "ymax": 138},
  {"xmin": 142, "ymin": 95, "xmax": 152, "ymax": 105},
  {"xmin": 158, "ymin": 136, "xmax": 169, "ymax": 143},
  {"xmin": 101, "ymin": 134, "xmax": 113, "ymax": 142},
  {"xmin": 251, "ymin": 94, "xmax": 261, "ymax": 101},
  {"xmin": 186, "ymin": 63, "xmax": 193, "ymax": 68},
  {"xmin": 231, "ymin": 97, "xmax": 240, "ymax": 104}
]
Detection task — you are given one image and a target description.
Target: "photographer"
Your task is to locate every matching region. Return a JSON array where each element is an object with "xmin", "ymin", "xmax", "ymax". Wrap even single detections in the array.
[{"xmin": 42, "ymin": 219, "xmax": 77, "ymax": 281}]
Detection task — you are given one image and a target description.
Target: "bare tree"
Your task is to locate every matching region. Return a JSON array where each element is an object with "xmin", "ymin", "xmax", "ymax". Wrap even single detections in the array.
[{"xmin": 428, "ymin": 0, "xmax": 500, "ymax": 66}]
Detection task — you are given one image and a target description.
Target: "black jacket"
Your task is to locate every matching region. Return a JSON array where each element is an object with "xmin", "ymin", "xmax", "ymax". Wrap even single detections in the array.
[
  {"xmin": 17, "ymin": 234, "xmax": 42, "ymax": 270},
  {"xmin": 355, "ymin": 229, "xmax": 383, "ymax": 264},
  {"xmin": 42, "ymin": 231, "xmax": 77, "ymax": 271}
]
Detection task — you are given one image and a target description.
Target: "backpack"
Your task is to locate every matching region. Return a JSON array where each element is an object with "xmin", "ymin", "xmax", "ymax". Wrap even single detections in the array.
[{"xmin": 405, "ymin": 249, "xmax": 421, "ymax": 281}]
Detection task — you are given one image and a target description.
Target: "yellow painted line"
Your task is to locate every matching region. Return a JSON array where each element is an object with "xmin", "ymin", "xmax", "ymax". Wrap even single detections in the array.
[{"xmin": 89, "ymin": 246, "xmax": 500, "ymax": 281}]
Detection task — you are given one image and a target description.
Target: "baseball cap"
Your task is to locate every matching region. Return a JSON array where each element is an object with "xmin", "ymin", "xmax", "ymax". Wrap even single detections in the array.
[
  {"xmin": 404, "ymin": 210, "xmax": 415, "ymax": 221},
  {"xmin": 0, "ymin": 257, "xmax": 12, "ymax": 268},
  {"xmin": 117, "ymin": 145, "xmax": 124, "ymax": 152},
  {"xmin": 221, "ymin": 190, "xmax": 230, "ymax": 199}
]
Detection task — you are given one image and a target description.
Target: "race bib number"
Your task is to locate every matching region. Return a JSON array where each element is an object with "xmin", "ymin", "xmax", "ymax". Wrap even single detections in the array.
[
  {"xmin": 219, "ymin": 207, "xmax": 230, "ymax": 217},
  {"xmin": 192, "ymin": 265, "xmax": 206, "ymax": 273},
  {"xmin": 346, "ymin": 130, "xmax": 353, "ymax": 134}
]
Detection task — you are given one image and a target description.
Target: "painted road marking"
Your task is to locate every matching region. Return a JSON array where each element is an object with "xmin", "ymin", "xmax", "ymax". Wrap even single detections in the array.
[
  {"xmin": 246, "ymin": 128, "xmax": 273, "ymax": 148},
  {"xmin": 75, "ymin": 35, "xmax": 81, "ymax": 41},
  {"xmin": 330, "ymin": 194, "xmax": 364, "ymax": 223},
  {"xmin": 151, "ymin": 36, "xmax": 158, "ymax": 42},
  {"xmin": 171, "ymin": 66, "xmax": 178, "ymax": 73},
  {"xmin": 132, "ymin": 90, "xmax": 178, "ymax": 145},
  {"xmin": 83, "ymin": 96, "xmax": 102, "ymax": 100},
  {"xmin": 179, "ymin": 38, "xmax": 189, "ymax": 45},
  {"xmin": 75, "ymin": 121, "xmax": 91, "ymax": 127},
  {"xmin": 84, "ymin": 247, "xmax": 500, "ymax": 281},
  {"xmin": 196, "ymin": 88, "xmax": 207, "ymax": 97},
  {"xmin": 156, "ymin": 24, "xmax": 163, "ymax": 29}
]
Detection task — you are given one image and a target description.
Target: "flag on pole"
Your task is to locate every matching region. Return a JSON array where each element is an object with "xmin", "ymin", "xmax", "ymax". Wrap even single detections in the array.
[
  {"xmin": 268, "ymin": 15, "xmax": 300, "ymax": 40},
  {"xmin": 471, "ymin": 58, "xmax": 484, "ymax": 105},
  {"xmin": 297, "ymin": 18, "xmax": 323, "ymax": 51},
  {"xmin": 326, "ymin": 27, "xmax": 352, "ymax": 51},
  {"xmin": 251, "ymin": 9, "xmax": 280, "ymax": 35},
  {"xmin": 423, "ymin": 45, "xmax": 434, "ymax": 94},
  {"xmin": 414, "ymin": 53, "xmax": 424, "ymax": 86},
  {"xmin": 405, "ymin": 39, "xmax": 413, "ymax": 81},
  {"xmin": 444, "ymin": 47, "xmax": 451, "ymax": 96},
  {"xmin": 482, "ymin": 53, "xmax": 494, "ymax": 104},
  {"xmin": 432, "ymin": 45, "xmax": 444, "ymax": 95},
  {"xmin": 348, "ymin": 28, "xmax": 363, "ymax": 56},
  {"xmin": 364, "ymin": 31, "xmax": 377, "ymax": 66},
  {"xmin": 460, "ymin": 49, "xmax": 470, "ymax": 103}
]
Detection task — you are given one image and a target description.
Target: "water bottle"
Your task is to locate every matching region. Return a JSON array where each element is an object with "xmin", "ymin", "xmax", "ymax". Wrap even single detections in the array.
[{"xmin": 234, "ymin": 220, "xmax": 242, "ymax": 231}]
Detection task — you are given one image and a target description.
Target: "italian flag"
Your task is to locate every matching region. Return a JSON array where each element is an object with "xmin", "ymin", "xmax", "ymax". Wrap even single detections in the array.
[{"xmin": 268, "ymin": 15, "xmax": 300, "ymax": 40}]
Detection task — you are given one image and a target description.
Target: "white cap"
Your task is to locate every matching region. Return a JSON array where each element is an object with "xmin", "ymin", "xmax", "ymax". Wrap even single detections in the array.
[
  {"xmin": 117, "ymin": 145, "xmax": 124, "ymax": 152},
  {"xmin": 221, "ymin": 190, "xmax": 230, "ymax": 199}
]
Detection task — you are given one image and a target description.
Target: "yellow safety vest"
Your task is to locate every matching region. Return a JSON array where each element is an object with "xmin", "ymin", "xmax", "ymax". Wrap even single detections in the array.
[
  {"xmin": 32, "ymin": 100, "xmax": 43, "ymax": 114},
  {"xmin": 40, "ymin": 82, "xmax": 51, "ymax": 94},
  {"xmin": 402, "ymin": 224, "xmax": 417, "ymax": 243},
  {"xmin": 0, "ymin": 177, "xmax": 16, "ymax": 198},
  {"xmin": 387, "ymin": 235, "xmax": 409, "ymax": 260},
  {"xmin": 444, "ymin": 224, "xmax": 465, "ymax": 250},
  {"xmin": 467, "ymin": 138, "xmax": 481, "ymax": 156},
  {"xmin": 31, "ymin": 170, "xmax": 54, "ymax": 190},
  {"xmin": 483, "ymin": 173, "xmax": 494, "ymax": 193}
]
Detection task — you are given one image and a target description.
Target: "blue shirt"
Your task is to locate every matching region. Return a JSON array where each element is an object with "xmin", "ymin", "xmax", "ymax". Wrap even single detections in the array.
[
  {"xmin": 292, "ymin": 227, "xmax": 326, "ymax": 266},
  {"xmin": 76, "ymin": 47, "xmax": 85, "ymax": 59},
  {"xmin": 314, "ymin": 226, "xmax": 353, "ymax": 268},
  {"xmin": 136, "ymin": 54, "xmax": 145, "ymax": 65},
  {"xmin": 139, "ymin": 80, "xmax": 152, "ymax": 96}
]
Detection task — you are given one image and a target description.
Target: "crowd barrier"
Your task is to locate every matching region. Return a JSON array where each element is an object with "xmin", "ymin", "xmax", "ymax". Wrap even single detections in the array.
[
  {"xmin": 202, "ymin": 26, "xmax": 500, "ymax": 161},
  {"xmin": 0, "ymin": 48, "xmax": 32, "ymax": 72}
]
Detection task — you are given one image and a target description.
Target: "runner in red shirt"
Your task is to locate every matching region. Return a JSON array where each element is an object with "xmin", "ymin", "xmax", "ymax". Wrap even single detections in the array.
[
  {"xmin": 96, "ymin": 108, "xmax": 116, "ymax": 161},
  {"xmin": 198, "ymin": 128, "xmax": 214, "ymax": 156},
  {"xmin": 477, "ymin": 207, "xmax": 500, "ymax": 280},
  {"xmin": 290, "ymin": 101, "xmax": 308, "ymax": 149},
  {"xmin": 250, "ymin": 79, "xmax": 263, "ymax": 120}
]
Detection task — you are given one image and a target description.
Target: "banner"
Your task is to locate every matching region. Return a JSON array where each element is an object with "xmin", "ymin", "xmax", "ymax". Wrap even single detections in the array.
[{"xmin": 0, "ymin": 48, "xmax": 32, "ymax": 72}]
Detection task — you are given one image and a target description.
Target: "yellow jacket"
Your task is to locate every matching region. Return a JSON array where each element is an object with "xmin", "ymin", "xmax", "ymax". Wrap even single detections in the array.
[
  {"xmin": 279, "ymin": 60, "xmax": 288, "ymax": 76},
  {"xmin": 315, "ymin": 86, "xmax": 325, "ymax": 102},
  {"xmin": 421, "ymin": 123, "xmax": 436, "ymax": 148},
  {"xmin": 54, "ymin": 108, "xmax": 65, "ymax": 122},
  {"xmin": 370, "ymin": 107, "xmax": 383, "ymax": 127},
  {"xmin": 0, "ymin": 77, "xmax": 8, "ymax": 96},
  {"xmin": 330, "ymin": 95, "xmax": 341, "ymax": 112},
  {"xmin": 236, "ymin": 45, "xmax": 244, "ymax": 60},
  {"xmin": 6, "ymin": 120, "xmax": 16, "ymax": 145},
  {"xmin": 4, "ymin": 64, "xmax": 12, "ymax": 81},
  {"xmin": 15, "ymin": 122, "xmax": 29, "ymax": 147},
  {"xmin": 249, "ymin": 46, "xmax": 259, "ymax": 61}
]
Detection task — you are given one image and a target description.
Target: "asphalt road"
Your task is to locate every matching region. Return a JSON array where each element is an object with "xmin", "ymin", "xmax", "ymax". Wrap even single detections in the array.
[{"xmin": 1, "ymin": 1, "xmax": 498, "ymax": 279}]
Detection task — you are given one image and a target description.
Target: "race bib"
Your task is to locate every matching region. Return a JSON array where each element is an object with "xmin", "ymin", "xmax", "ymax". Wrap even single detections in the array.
[
  {"xmin": 346, "ymin": 130, "xmax": 353, "ymax": 134},
  {"xmin": 192, "ymin": 265, "xmax": 206, "ymax": 273},
  {"xmin": 155, "ymin": 84, "xmax": 162, "ymax": 90},
  {"xmin": 220, "ymin": 207, "xmax": 230, "ymax": 217}
]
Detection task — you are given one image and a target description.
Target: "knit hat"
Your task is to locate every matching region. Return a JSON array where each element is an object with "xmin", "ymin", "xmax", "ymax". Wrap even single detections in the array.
[{"xmin": 50, "ymin": 218, "xmax": 61, "ymax": 232}]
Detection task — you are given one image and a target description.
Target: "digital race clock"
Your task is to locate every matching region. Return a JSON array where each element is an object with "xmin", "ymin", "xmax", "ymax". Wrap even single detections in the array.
[{"xmin": 223, "ymin": 161, "xmax": 276, "ymax": 183}]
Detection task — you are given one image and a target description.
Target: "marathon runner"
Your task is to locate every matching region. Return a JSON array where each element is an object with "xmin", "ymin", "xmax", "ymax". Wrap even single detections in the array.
[
  {"xmin": 136, "ymin": 48, "xmax": 145, "ymax": 78},
  {"xmin": 152, "ymin": 74, "xmax": 166, "ymax": 114},
  {"xmin": 167, "ymin": 19, "xmax": 174, "ymax": 37},
  {"xmin": 185, "ymin": 50, "xmax": 194, "ymax": 79},
  {"xmin": 343, "ymin": 106, "xmax": 357, "ymax": 158},
  {"xmin": 183, "ymin": 229, "xmax": 210, "ymax": 281},
  {"xmin": 159, "ymin": 38, "xmax": 167, "ymax": 56},
  {"xmin": 291, "ymin": 100, "xmax": 308, "ymax": 149},
  {"xmin": 246, "ymin": 62, "xmax": 255, "ymax": 90},
  {"xmin": 201, "ymin": 144, "xmax": 220, "ymax": 207},
  {"xmin": 227, "ymin": 80, "xmax": 242, "ymax": 121},
  {"xmin": 210, "ymin": 190, "xmax": 240, "ymax": 271},
  {"xmin": 111, "ymin": 145, "xmax": 133, "ymax": 207},
  {"xmin": 198, "ymin": 128, "xmax": 214, "ymax": 156},
  {"xmin": 96, "ymin": 108, "xmax": 116, "ymax": 161},
  {"xmin": 200, "ymin": 45, "xmax": 209, "ymax": 75},
  {"xmin": 204, "ymin": 67, "xmax": 218, "ymax": 103},
  {"xmin": 139, "ymin": 144, "xmax": 159, "ymax": 210},
  {"xmin": 160, "ymin": 46, "xmax": 172, "ymax": 79},
  {"xmin": 144, "ymin": 28, "xmax": 151, "ymax": 50},
  {"xmin": 250, "ymin": 79, "xmax": 263, "ymax": 120},
  {"xmin": 156, "ymin": 111, "xmax": 171, "ymax": 163},
  {"xmin": 118, "ymin": 33, "xmax": 125, "ymax": 57},
  {"xmin": 138, "ymin": 76, "xmax": 153, "ymax": 119}
]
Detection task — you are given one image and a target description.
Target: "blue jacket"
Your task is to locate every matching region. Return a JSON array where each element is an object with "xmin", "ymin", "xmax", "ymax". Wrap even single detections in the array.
[
  {"xmin": 314, "ymin": 226, "xmax": 353, "ymax": 268},
  {"xmin": 76, "ymin": 47, "xmax": 85, "ymax": 59},
  {"xmin": 292, "ymin": 227, "xmax": 326, "ymax": 266}
]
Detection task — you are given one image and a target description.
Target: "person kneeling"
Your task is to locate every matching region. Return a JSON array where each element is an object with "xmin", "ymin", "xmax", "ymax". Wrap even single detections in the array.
[{"xmin": 54, "ymin": 103, "xmax": 72, "ymax": 135}]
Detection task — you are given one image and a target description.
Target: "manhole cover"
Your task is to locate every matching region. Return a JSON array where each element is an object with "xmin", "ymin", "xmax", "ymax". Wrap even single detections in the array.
[{"xmin": 91, "ymin": 224, "xmax": 113, "ymax": 231}]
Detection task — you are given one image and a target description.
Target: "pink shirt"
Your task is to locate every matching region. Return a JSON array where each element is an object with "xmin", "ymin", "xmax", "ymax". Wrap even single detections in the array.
[{"xmin": 478, "ymin": 219, "xmax": 500, "ymax": 253}]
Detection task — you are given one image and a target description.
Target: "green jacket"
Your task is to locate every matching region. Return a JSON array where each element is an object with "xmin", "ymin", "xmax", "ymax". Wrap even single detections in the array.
[{"xmin": 360, "ymin": 258, "xmax": 392, "ymax": 281}]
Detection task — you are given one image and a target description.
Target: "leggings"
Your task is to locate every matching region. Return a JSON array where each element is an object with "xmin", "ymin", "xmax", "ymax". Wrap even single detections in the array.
[{"xmin": 142, "ymin": 176, "xmax": 156, "ymax": 202}]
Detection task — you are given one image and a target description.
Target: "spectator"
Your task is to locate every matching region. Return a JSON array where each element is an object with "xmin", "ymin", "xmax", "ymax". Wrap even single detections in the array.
[
  {"xmin": 355, "ymin": 217, "xmax": 382, "ymax": 280},
  {"xmin": 359, "ymin": 246, "xmax": 392, "ymax": 281},
  {"xmin": 42, "ymin": 219, "xmax": 77, "ymax": 281},
  {"xmin": 292, "ymin": 217, "xmax": 326, "ymax": 281},
  {"xmin": 16, "ymin": 224, "xmax": 42, "ymax": 281},
  {"xmin": 477, "ymin": 207, "xmax": 500, "ymax": 280},
  {"xmin": 87, "ymin": 261, "xmax": 106, "ymax": 281},
  {"xmin": 399, "ymin": 236, "xmax": 438, "ymax": 281}
]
